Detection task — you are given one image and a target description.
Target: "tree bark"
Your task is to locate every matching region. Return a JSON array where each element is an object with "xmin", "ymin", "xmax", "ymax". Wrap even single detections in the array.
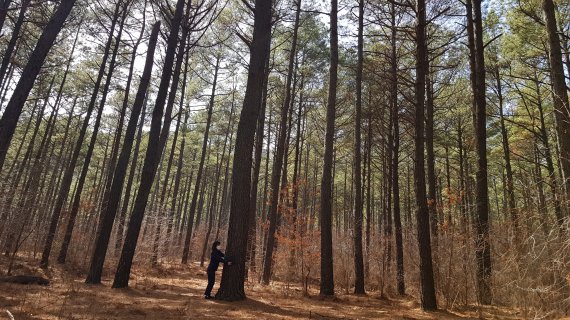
[
  {"xmin": 352, "ymin": 0, "xmax": 365, "ymax": 295},
  {"xmin": 215, "ymin": 0, "xmax": 272, "ymax": 301},
  {"xmin": 468, "ymin": 0, "xmax": 492, "ymax": 305},
  {"xmin": 319, "ymin": 0, "xmax": 338, "ymax": 297},
  {"xmin": 390, "ymin": 1, "xmax": 405, "ymax": 296},
  {"xmin": 414, "ymin": 0, "xmax": 437, "ymax": 310}
]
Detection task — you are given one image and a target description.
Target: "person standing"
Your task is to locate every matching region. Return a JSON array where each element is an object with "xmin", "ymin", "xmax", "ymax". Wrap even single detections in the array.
[{"xmin": 204, "ymin": 240, "xmax": 230, "ymax": 299}]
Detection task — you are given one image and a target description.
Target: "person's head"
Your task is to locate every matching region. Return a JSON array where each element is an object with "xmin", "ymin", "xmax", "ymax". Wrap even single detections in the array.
[{"xmin": 212, "ymin": 240, "xmax": 221, "ymax": 251}]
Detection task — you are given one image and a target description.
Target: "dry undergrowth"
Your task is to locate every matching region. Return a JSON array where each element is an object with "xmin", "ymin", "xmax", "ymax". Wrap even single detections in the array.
[{"xmin": 0, "ymin": 256, "xmax": 534, "ymax": 319}]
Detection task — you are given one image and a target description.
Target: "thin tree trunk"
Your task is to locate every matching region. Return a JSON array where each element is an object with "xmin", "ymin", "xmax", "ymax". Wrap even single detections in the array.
[
  {"xmin": 495, "ymin": 68, "xmax": 517, "ymax": 230},
  {"xmin": 39, "ymin": 1, "xmax": 122, "ymax": 268},
  {"xmin": 58, "ymin": 5, "xmax": 128, "ymax": 265},
  {"xmin": 261, "ymin": 0, "xmax": 302, "ymax": 285},
  {"xmin": 414, "ymin": 0, "xmax": 437, "ymax": 310},
  {"xmin": 0, "ymin": 0, "xmax": 31, "ymax": 90},
  {"xmin": 320, "ymin": 0, "xmax": 337, "ymax": 297},
  {"xmin": 352, "ymin": 0, "xmax": 365, "ymax": 295},
  {"xmin": 182, "ymin": 55, "xmax": 220, "ymax": 264},
  {"xmin": 390, "ymin": 1, "xmax": 405, "ymax": 296},
  {"xmin": 468, "ymin": 0, "xmax": 492, "ymax": 304}
]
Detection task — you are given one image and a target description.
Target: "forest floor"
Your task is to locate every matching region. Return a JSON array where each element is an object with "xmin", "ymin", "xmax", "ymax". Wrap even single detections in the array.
[{"xmin": 0, "ymin": 255, "xmax": 528, "ymax": 320}]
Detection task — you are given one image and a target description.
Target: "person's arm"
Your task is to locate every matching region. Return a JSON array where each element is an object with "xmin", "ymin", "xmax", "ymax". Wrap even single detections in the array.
[{"xmin": 216, "ymin": 250, "xmax": 225, "ymax": 264}]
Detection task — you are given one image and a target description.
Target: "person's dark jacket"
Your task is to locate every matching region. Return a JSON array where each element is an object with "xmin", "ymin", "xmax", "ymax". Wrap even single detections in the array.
[{"xmin": 207, "ymin": 248, "xmax": 225, "ymax": 272}]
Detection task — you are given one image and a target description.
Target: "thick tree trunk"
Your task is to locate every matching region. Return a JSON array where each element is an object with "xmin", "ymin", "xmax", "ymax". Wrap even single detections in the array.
[
  {"xmin": 426, "ymin": 67, "xmax": 438, "ymax": 240},
  {"xmin": 247, "ymin": 54, "xmax": 270, "ymax": 276},
  {"xmin": 215, "ymin": 0, "xmax": 272, "ymax": 301}
]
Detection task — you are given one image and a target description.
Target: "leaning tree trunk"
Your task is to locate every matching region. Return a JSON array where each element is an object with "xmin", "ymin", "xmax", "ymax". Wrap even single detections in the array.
[
  {"xmin": 0, "ymin": 0, "xmax": 30, "ymax": 90},
  {"xmin": 320, "ymin": 0, "xmax": 338, "ymax": 297},
  {"xmin": 79, "ymin": 20, "xmax": 157, "ymax": 284},
  {"xmin": 215, "ymin": 0, "xmax": 272, "ymax": 301},
  {"xmin": 58, "ymin": 6, "xmax": 128, "ymax": 265},
  {"xmin": 0, "ymin": 0, "xmax": 12, "ymax": 36},
  {"xmin": 39, "ymin": 1, "xmax": 122, "ymax": 269},
  {"xmin": 115, "ymin": 100, "xmax": 146, "ymax": 251},
  {"xmin": 111, "ymin": 0, "xmax": 187, "ymax": 289},
  {"xmin": 0, "ymin": 0, "xmax": 78, "ymax": 171},
  {"xmin": 414, "ymin": 0, "xmax": 437, "ymax": 310}
]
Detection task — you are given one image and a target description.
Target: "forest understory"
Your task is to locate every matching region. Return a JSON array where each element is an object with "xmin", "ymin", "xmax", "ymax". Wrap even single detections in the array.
[{"xmin": 0, "ymin": 255, "xmax": 529, "ymax": 320}]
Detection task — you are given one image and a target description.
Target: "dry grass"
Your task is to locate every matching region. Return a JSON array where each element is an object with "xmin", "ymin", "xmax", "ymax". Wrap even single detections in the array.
[{"xmin": 0, "ymin": 255, "xmax": 528, "ymax": 320}]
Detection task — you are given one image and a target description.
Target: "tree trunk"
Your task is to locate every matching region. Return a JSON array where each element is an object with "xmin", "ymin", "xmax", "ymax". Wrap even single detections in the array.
[
  {"xmin": 319, "ymin": 0, "xmax": 338, "ymax": 297},
  {"xmin": 426, "ymin": 65, "xmax": 438, "ymax": 241},
  {"xmin": 115, "ymin": 99, "xmax": 146, "ymax": 251},
  {"xmin": 495, "ymin": 68, "xmax": 517, "ymax": 230},
  {"xmin": 261, "ymin": 0, "xmax": 301, "ymax": 285},
  {"xmin": 414, "ymin": 0, "xmax": 437, "ymax": 310},
  {"xmin": 39, "ymin": 1, "xmax": 122, "ymax": 269},
  {"xmin": 182, "ymin": 55, "xmax": 220, "ymax": 264},
  {"xmin": 111, "ymin": 0, "xmax": 187, "ymax": 288},
  {"xmin": 543, "ymin": 0, "xmax": 570, "ymax": 202},
  {"xmin": 247, "ymin": 54, "xmax": 270, "ymax": 276},
  {"xmin": 468, "ymin": 0, "xmax": 492, "ymax": 305},
  {"xmin": 215, "ymin": 0, "xmax": 272, "ymax": 301},
  {"xmin": 0, "ymin": 0, "xmax": 30, "ymax": 90},
  {"xmin": 352, "ymin": 0, "xmax": 365, "ymax": 295},
  {"xmin": 0, "ymin": 0, "xmax": 78, "ymax": 171},
  {"xmin": 58, "ymin": 5, "xmax": 128, "ymax": 265},
  {"xmin": 390, "ymin": 1, "xmax": 405, "ymax": 296}
]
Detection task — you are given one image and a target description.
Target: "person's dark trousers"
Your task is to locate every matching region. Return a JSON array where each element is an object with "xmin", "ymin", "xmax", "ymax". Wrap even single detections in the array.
[{"xmin": 204, "ymin": 269, "xmax": 215, "ymax": 297}]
